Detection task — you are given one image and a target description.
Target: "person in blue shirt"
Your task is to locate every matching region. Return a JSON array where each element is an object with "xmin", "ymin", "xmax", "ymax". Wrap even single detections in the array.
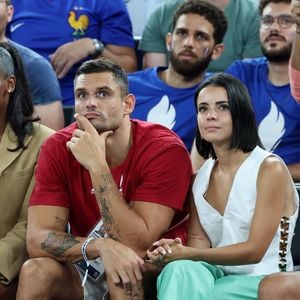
[
  {"xmin": 128, "ymin": 0, "xmax": 227, "ymax": 152},
  {"xmin": 225, "ymin": 0, "xmax": 300, "ymax": 181},
  {"xmin": 1, "ymin": 0, "xmax": 64, "ymax": 130},
  {"xmin": 8, "ymin": 0, "xmax": 137, "ymax": 105},
  {"xmin": 192, "ymin": 0, "xmax": 300, "ymax": 180}
]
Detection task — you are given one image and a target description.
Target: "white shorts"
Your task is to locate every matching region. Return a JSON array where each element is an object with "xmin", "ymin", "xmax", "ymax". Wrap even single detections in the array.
[{"xmin": 73, "ymin": 263, "xmax": 108, "ymax": 300}]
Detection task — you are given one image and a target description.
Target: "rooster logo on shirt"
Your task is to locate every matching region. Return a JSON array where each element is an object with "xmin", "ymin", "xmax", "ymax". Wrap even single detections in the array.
[{"xmin": 68, "ymin": 11, "xmax": 89, "ymax": 37}]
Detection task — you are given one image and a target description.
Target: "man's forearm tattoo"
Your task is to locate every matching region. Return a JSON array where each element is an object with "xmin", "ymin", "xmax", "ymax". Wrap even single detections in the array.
[
  {"xmin": 94, "ymin": 173, "xmax": 121, "ymax": 240},
  {"xmin": 41, "ymin": 232, "xmax": 80, "ymax": 257}
]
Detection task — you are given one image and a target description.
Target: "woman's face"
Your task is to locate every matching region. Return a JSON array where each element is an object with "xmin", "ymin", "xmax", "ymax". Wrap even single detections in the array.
[{"xmin": 196, "ymin": 85, "xmax": 233, "ymax": 146}]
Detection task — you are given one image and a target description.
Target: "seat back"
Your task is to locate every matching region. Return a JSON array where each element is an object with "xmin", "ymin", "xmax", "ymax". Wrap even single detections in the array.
[
  {"xmin": 63, "ymin": 105, "xmax": 74, "ymax": 127},
  {"xmin": 134, "ymin": 36, "xmax": 144, "ymax": 70}
]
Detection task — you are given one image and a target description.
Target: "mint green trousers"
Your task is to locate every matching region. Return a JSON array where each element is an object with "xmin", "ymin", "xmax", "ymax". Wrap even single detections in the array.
[{"xmin": 157, "ymin": 260, "xmax": 264, "ymax": 300}]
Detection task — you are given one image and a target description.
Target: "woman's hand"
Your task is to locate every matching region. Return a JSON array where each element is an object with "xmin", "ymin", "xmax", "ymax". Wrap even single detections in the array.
[{"xmin": 146, "ymin": 237, "xmax": 185, "ymax": 267}]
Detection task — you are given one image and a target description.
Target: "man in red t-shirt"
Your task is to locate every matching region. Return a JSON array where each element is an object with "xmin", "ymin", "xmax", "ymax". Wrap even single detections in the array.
[{"xmin": 17, "ymin": 58, "xmax": 192, "ymax": 300}]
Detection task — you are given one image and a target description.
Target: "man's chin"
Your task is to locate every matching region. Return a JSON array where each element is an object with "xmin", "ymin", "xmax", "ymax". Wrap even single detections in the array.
[{"xmin": 261, "ymin": 44, "xmax": 292, "ymax": 63}]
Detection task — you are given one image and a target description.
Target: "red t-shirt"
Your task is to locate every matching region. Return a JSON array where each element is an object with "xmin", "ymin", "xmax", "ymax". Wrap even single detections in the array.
[{"xmin": 30, "ymin": 120, "xmax": 192, "ymax": 242}]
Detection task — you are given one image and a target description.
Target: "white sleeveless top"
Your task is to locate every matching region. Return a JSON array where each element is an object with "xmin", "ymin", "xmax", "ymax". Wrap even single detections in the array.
[{"xmin": 192, "ymin": 146, "xmax": 299, "ymax": 275}]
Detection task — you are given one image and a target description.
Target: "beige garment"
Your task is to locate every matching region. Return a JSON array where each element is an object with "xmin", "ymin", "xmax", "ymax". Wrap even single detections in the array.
[{"xmin": 0, "ymin": 122, "xmax": 54, "ymax": 284}]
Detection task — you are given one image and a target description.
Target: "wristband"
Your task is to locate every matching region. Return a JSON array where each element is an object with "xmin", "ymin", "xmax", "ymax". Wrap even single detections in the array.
[
  {"xmin": 81, "ymin": 236, "xmax": 95, "ymax": 286},
  {"xmin": 92, "ymin": 39, "xmax": 104, "ymax": 58}
]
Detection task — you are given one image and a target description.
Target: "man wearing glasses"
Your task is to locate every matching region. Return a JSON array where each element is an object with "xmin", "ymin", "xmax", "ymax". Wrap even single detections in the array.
[{"xmin": 225, "ymin": 0, "xmax": 300, "ymax": 182}]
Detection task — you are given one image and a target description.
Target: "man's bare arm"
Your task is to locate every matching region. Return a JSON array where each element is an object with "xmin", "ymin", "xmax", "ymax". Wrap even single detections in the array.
[
  {"xmin": 101, "ymin": 44, "xmax": 137, "ymax": 73},
  {"xmin": 68, "ymin": 114, "xmax": 180, "ymax": 257},
  {"xmin": 143, "ymin": 52, "xmax": 167, "ymax": 69},
  {"xmin": 50, "ymin": 39, "xmax": 137, "ymax": 79},
  {"xmin": 91, "ymin": 170, "xmax": 175, "ymax": 257},
  {"xmin": 291, "ymin": 1, "xmax": 300, "ymax": 70},
  {"xmin": 33, "ymin": 101, "xmax": 64, "ymax": 131},
  {"xmin": 26, "ymin": 205, "xmax": 85, "ymax": 262}
]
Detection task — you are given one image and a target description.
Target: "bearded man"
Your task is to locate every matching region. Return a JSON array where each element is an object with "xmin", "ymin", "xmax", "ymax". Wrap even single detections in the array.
[
  {"xmin": 225, "ymin": 0, "xmax": 300, "ymax": 181},
  {"xmin": 128, "ymin": 0, "xmax": 227, "ymax": 152}
]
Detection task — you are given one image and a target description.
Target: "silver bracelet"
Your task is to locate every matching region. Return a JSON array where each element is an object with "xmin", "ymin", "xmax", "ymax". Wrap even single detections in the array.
[{"xmin": 81, "ymin": 236, "xmax": 95, "ymax": 286}]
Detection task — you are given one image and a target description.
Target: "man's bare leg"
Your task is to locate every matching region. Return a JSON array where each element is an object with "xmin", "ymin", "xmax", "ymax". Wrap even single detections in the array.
[
  {"xmin": 17, "ymin": 257, "xmax": 83, "ymax": 300},
  {"xmin": 107, "ymin": 275, "xmax": 144, "ymax": 300}
]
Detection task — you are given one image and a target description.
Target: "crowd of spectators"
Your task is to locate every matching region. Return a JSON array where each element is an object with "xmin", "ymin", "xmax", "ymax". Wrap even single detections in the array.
[{"xmin": 1, "ymin": 0, "xmax": 300, "ymax": 299}]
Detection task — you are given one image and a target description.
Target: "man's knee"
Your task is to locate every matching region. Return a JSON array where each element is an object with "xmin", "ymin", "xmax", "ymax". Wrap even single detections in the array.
[
  {"xmin": 19, "ymin": 257, "xmax": 60, "ymax": 284},
  {"xmin": 259, "ymin": 272, "xmax": 300, "ymax": 300},
  {"xmin": 18, "ymin": 258, "xmax": 83, "ymax": 300}
]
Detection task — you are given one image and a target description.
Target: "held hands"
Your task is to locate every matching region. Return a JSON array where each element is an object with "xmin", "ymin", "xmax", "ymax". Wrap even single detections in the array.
[
  {"xmin": 66, "ymin": 114, "xmax": 112, "ymax": 171},
  {"xmin": 50, "ymin": 38, "xmax": 94, "ymax": 79},
  {"xmin": 146, "ymin": 238, "xmax": 184, "ymax": 268},
  {"xmin": 99, "ymin": 238, "xmax": 144, "ymax": 299}
]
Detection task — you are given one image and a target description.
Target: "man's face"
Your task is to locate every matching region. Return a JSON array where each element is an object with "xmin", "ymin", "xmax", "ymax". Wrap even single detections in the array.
[
  {"xmin": 260, "ymin": 2, "xmax": 296, "ymax": 62},
  {"xmin": 74, "ymin": 72, "xmax": 126, "ymax": 134},
  {"xmin": 168, "ymin": 13, "xmax": 216, "ymax": 79}
]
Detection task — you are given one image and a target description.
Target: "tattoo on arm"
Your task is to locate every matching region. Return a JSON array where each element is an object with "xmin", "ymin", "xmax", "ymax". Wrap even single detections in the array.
[
  {"xmin": 94, "ymin": 173, "xmax": 121, "ymax": 241},
  {"xmin": 101, "ymin": 173, "xmax": 113, "ymax": 186},
  {"xmin": 41, "ymin": 232, "xmax": 80, "ymax": 257},
  {"xmin": 98, "ymin": 196, "xmax": 121, "ymax": 241}
]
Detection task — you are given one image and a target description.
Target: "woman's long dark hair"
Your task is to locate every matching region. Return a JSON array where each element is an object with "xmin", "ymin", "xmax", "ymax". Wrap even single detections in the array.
[{"xmin": 0, "ymin": 42, "xmax": 39, "ymax": 151}]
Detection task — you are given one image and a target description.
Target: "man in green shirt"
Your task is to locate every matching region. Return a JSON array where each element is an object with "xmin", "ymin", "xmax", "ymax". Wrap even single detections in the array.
[{"xmin": 139, "ymin": 0, "xmax": 262, "ymax": 72}]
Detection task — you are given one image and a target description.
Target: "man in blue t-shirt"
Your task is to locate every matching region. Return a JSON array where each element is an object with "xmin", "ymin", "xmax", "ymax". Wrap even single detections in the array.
[
  {"xmin": 225, "ymin": 0, "xmax": 300, "ymax": 181},
  {"xmin": 1, "ymin": 0, "xmax": 64, "ymax": 131},
  {"xmin": 129, "ymin": 1, "xmax": 227, "ymax": 152},
  {"xmin": 8, "ymin": 0, "xmax": 136, "ymax": 105}
]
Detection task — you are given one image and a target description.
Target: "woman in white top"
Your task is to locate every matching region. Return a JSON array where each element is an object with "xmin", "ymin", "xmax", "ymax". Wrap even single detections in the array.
[{"xmin": 146, "ymin": 73, "xmax": 299, "ymax": 300}]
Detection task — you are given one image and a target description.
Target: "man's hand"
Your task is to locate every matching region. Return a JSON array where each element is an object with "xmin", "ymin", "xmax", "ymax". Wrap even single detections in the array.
[
  {"xmin": 50, "ymin": 38, "xmax": 94, "ymax": 79},
  {"xmin": 99, "ymin": 238, "xmax": 144, "ymax": 298},
  {"xmin": 66, "ymin": 114, "xmax": 112, "ymax": 171}
]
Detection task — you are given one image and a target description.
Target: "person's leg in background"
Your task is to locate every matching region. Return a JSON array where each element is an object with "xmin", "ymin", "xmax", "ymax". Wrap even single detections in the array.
[{"xmin": 258, "ymin": 272, "xmax": 300, "ymax": 300}]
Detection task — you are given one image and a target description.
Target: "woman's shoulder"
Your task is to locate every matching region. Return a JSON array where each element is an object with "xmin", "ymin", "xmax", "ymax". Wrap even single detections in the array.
[
  {"xmin": 258, "ymin": 154, "xmax": 291, "ymax": 186},
  {"xmin": 31, "ymin": 122, "xmax": 55, "ymax": 144}
]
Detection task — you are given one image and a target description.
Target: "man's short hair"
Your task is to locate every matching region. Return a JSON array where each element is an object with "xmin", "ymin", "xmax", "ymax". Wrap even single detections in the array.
[
  {"xmin": 74, "ymin": 58, "xmax": 129, "ymax": 98},
  {"xmin": 6, "ymin": 0, "xmax": 11, "ymax": 4},
  {"xmin": 172, "ymin": 0, "xmax": 227, "ymax": 45},
  {"xmin": 259, "ymin": 0, "xmax": 291, "ymax": 15},
  {"xmin": 194, "ymin": 73, "xmax": 262, "ymax": 159}
]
